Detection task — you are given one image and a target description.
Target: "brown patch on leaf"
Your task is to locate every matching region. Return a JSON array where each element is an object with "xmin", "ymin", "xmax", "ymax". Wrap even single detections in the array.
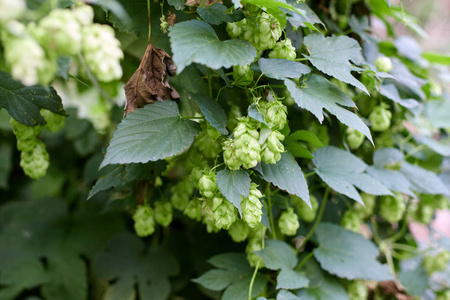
[
  {"xmin": 186, "ymin": 0, "xmax": 221, "ymax": 7},
  {"xmin": 378, "ymin": 281, "xmax": 415, "ymax": 300},
  {"xmin": 124, "ymin": 43, "xmax": 179, "ymax": 116}
]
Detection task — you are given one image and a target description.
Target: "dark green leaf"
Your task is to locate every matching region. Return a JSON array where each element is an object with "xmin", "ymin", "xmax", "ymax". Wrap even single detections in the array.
[
  {"xmin": 276, "ymin": 268, "xmax": 309, "ymax": 290},
  {"xmin": 103, "ymin": 0, "xmax": 147, "ymax": 36},
  {"xmin": 0, "ymin": 142, "xmax": 13, "ymax": 189},
  {"xmin": 167, "ymin": 0, "xmax": 184, "ymax": 10},
  {"xmin": 284, "ymin": 130, "xmax": 323, "ymax": 159},
  {"xmin": 188, "ymin": 93, "xmax": 228, "ymax": 135},
  {"xmin": 100, "ymin": 101, "xmax": 200, "ymax": 168},
  {"xmin": 258, "ymin": 58, "xmax": 310, "ymax": 80},
  {"xmin": 303, "ymin": 34, "xmax": 368, "ymax": 94},
  {"xmin": 286, "ymin": 2, "xmax": 324, "ymax": 28},
  {"xmin": 87, "ymin": 166, "xmax": 126, "ymax": 199},
  {"xmin": 277, "ymin": 290, "xmax": 301, "ymax": 300},
  {"xmin": 168, "ymin": 20, "xmax": 257, "ymax": 73},
  {"xmin": 313, "ymin": 146, "xmax": 392, "ymax": 204},
  {"xmin": 248, "ymin": 104, "xmax": 267, "ymax": 125},
  {"xmin": 399, "ymin": 264, "xmax": 428, "ymax": 297},
  {"xmin": 198, "ymin": 3, "xmax": 236, "ymax": 25},
  {"xmin": 216, "ymin": 169, "xmax": 251, "ymax": 214},
  {"xmin": 285, "ymin": 75, "xmax": 372, "ymax": 141},
  {"xmin": 257, "ymin": 152, "xmax": 310, "ymax": 206},
  {"xmin": 297, "ymin": 276, "xmax": 349, "ymax": 300},
  {"xmin": 256, "ymin": 240, "xmax": 297, "ymax": 270},
  {"xmin": 314, "ymin": 223, "xmax": 394, "ymax": 281},
  {"xmin": 0, "ymin": 71, "xmax": 64, "ymax": 126}
]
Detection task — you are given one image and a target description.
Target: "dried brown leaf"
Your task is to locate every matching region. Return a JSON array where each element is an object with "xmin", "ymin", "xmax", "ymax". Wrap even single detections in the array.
[{"xmin": 124, "ymin": 43, "xmax": 179, "ymax": 116}]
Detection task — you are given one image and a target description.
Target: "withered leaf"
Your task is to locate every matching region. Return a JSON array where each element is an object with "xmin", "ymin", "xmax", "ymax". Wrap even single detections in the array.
[{"xmin": 124, "ymin": 43, "xmax": 179, "ymax": 116}]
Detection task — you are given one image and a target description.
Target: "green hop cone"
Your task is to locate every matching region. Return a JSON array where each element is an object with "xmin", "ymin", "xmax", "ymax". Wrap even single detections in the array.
[
  {"xmin": 20, "ymin": 140, "xmax": 50, "ymax": 179},
  {"xmin": 0, "ymin": 0, "xmax": 26, "ymax": 23},
  {"xmin": 198, "ymin": 171, "xmax": 218, "ymax": 199},
  {"xmin": 211, "ymin": 196, "xmax": 237, "ymax": 230},
  {"xmin": 226, "ymin": 20, "xmax": 244, "ymax": 39},
  {"xmin": 379, "ymin": 193, "xmax": 405, "ymax": 223},
  {"xmin": 268, "ymin": 38, "xmax": 296, "ymax": 60},
  {"xmin": 10, "ymin": 118, "xmax": 42, "ymax": 140},
  {"xmin": 233, "ymin": 64, "xmax": 254, "ymax": 86},
  {"xmin": 73, "ymin": 3, "xmax": 94, "ymax": 26},
  {"xmin": 423, "ymin": 251, "xmax": 450, "ymax": 275},
  {"xmin": 245, "ymin": 224, "xmax": 266, "ymax": 267},
  {"xmin": 293, "ymin": 194, "xmax": 318, "ymax": 223},
  {"xmin": 369, "ymin": 104, "xmax": 392, "ymax": 132},
  {"xmin": 241, "ymin": 183, "xmax": 263, "ymax": 228},
  {"xmin": 352, "ymin": 193, "xmax": 376, "ymax": 219},
  {"xmin": 253, "ymin": 12, "xmax": 282, "ymax": 50},
  {"xmin": 346, "ymin": 128, "xmax": 365, "ymax": 150},
  {"xmin": 347, "ymin": 281, "xmax": 369, "ymax": 300},
  {"xmin": 374, "ymin": 56, "xmax": 392, "ymax": 73},
  {"xmin": 184, "ymin": 199, "xmax": 203, "ymax": 221},
  {"xmin": 261, "ymin": 130, "xmax": 285, "ymax": 164},
  {"xmin": 133, "ymin": 205, "xmax": 155, "ymax": 237},
  {"xmin": 228, "ymin": 219, "xmax": 250, "ymax": 242},
  {"xmin": 278, "ymin": 208, "xmax": 300, "ymax": 236},
  {"xmin": 240, "ymin": 18, "xmax": 256, "ymax": 44},
  {"xmin": 154, "ymin": 201, "xmax": 173, "ymax": 227},
  {"xmin": 341, "ymin": 210, "xmax": 361, "ymax": 233},
  {"xmin": 196, "ymin": 125, "xmax": 221, "ymax": 158},
  {"xmin": 435, "ymin": 195, "xmax": 450, "ymax": 210},
  {"xmin": 41, "ymin": 109, "xmax": 65, "ymax": 132},
  {"xmin": 262, "ymin": 100, "xmax": 288, "ymax": 131},
  {"xmin": 170, "ymin": 180, "xmax": 195, "ymax": 210},
  {"xmin": 206, "ymin": 122, "xmax": 221, "ymax": 141},
  {"xmin": 16, "ymin": 136, "xmax": 39, "ymax": 152},
  {"xmin": 233, "ymin": 117, "xmax": 261, "ymax": 169},
  {"xmin": 222, "ymin": 138, "xmax": 241, "ymax": 171},
  {"xmin": 412, "ymin": 195, "xmax": 435, "ymax": 224}
]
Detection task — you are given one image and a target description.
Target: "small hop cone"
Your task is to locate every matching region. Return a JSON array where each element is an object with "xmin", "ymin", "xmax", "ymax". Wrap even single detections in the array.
[
  {"xmin": 196, "ymin": 123, "xmax": 221, "ymax": 158},
  {"xmin": 170, "ymin": 180, "xmax": 194, "ymax": 210},
  {"xmin": 41, "ymin": 109, "xmax": 65, "ymax": 132},
  {"xmin": 20, "ymin": 140, "xmax": 49, "ymax": 179},
  {"xmin": 261, "ymin": 130, "xmax": 285, "ymax": 164},
  {"xmin": 374, "ymin": 56, "xmax": 392, "ymax": 73},
  {"xmin": 226, "ymin": 20, "xmax": 244, "ymax": 39},
  {"xmin": 10, "ymin": 118, "xmax": 42, "ymax": 140},
  {"xmin": 233, "ymin": 65, "xmax": 254, "ymax": 86},
  {"xmin": 254, "ymin": 12, "xmax": 282, "ymax": 50},
  {"xmin": 352, "ymin": 193, "xmax": 376, "ymax": 219},
  {"xmin": 212, "ymin": 196, "xmax": 237, "ymax": 230},
  {"xmin": 184, "ymin": 199, "xmax": 202, "ymax": 221},
  {"xmin": 423, "ymin": 251, "xmax": 450, "ymax": 275},
  {"xmin": 233, "ymin": 117, "xmax": 261, "ymax": 169},
  {"xmin": 246, "ymin": 238, "xmax": 265, "ymax": 268},
  {"xmin": 379, "ymin": 193, "xmax": 405, "ymax": 223},
  {"xmin": 222, "ymin": 138, "xmax": 241, "ymax": 171},
  {"xmin": 228, "ymin": 219, "xmax": 250, "ymax": 242},
  {"xmin": 293, "ymin": 194, "xmax": 318, "ymax": 223},
  {"xmin": 154, "ymin": 201, "xmax": 173, "ymax": 227},
  {"xmin": 345, "ymin": 128, "xmax": 365, "ymax": 150},
  {"xmin": 369, "ymin": 105, "xmax": 392, "ymax": 132},
  {"xmin": 268, "ymin": 39, "xmax": 296, "ymax": 60},
  {"xmin": 347, "ymin": 281, "xmax": 369, "ymax": 300},
  {"xmin": 198, "ymin": 172, "xmax": 218, "ymax": 199},
  {"xmin": 241, "ymin": 183, "xmax": 263, "ymax": 228},
  {"xmin": 340, "ymin": 210, "xmax": 361, "ymax": 233},
  {"xmin": 278, "ymin": 208, "xmax": 300, "ymax": 236},
  {"xmin": 133, "ymin": 205, "xmax": 155, "ymax": 237},
  {"xmin": 263, "ymin": 100, "xmax": 288, "ymax": 131}
]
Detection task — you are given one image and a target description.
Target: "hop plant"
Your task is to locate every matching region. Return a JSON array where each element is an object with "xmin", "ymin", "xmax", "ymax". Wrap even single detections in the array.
[
  {"xmin": 268, "ymin": 38, "xmax": 296, "ymax": 60},
  {"xmin": 246, "ymin": 224, "xmax": 266, "ymax": 267},
  {"xmin": 19, "ymin": 140, "xmax": 49, "ymax": 179},
  {"xmin": 41, "ymin": 109, "xmax": 65, "ymax": 132},
  {"xmin": 154, "ymin": 201, "xmax": 173, "ymax": 227},
  {"xmin": 253, "ymin": 12, "xmax": 282, "ymax": 50},
  {"xmin": 184, "ymin": 199, "xmax": 203, "ymax": 221},
  {"xmin": 379, "ymin": 193, "xmax": 405, "ymax": 223},
  {"xmin": 262, "ymin": 100, "xmax": 288, "ymax": 131},
  {"xmin": 81, "ymin": 24, "xmax": 123, "ymax": 82},
  {"xmin": 211, "ymin": 196, "xmax": 237, "ymax": 230},
  {"xmin": 233, "ymin": 117, "xmax": 261, "ymax": 169},
  {"xmin": 222, "ymin": 138, "xmax": 241, "ymax": 171},
  {"xmin": 341, "ymin": 210, "xmax": 361, "ymax": 233},
  {"xmin": 352, "ymin": 193, "xmax": 376, "ymax": 219},
  {"xmin": 233, "ymin": 65, "xmax": 254, "ymax": 86},
  {"xmin": 226, "ymin": 20, "xmax": 244, "ymax": 39},
  {"xmin": 413, "ymin": 196, "xmax": 435, "ymax": 224},
  {"xmin": 278, "ymin": 208, "xmax": 300, "ymax": 236},
  {"xmin": 347, "ymin": 281, "xmax": 369, "ymax": 300},
  {"xmin": 10, "ymin": 118, "xmax": 42, "ymax": 141},
  {"xmin": 170, "ymin": 180, "xmax": 195, "ymax": 210},
  {"xmin": 374, "ymin": 56, "xmax": 392, "ymax": 73},
  {"xmin": 261, "ymin": 130, "xmax": 285, "ymax": 164},
  {"xmin": 293, "ymin": 194, "xmax": 319, "ymax": 223},
  {"xmin": 346, "ymin": 128, "xmax": 365, "ymax": 150},
  {"xmin": 196, "ymin": 123, "xmax": 221, "ymax": 158},
  {"xmin": 73, "ymin": 4, "xmax": 94, "ymax": 26},
  {"xmin": 0, "ymin": 0, "xmax": 25, "ymax": 23},
  {"xmin": 423, "ymin": 251, "xmax": 450, "ymax": 275},
  {"xmin": 133, "ymin": 205, "xmax": 155, "ymax": 237},
  {"xmin": 32, "ymin": 9, "xmax": 83, "ymax": 55},
  {"xmin": 369, "ymin": 104, "xmax": 392, "ymax": 132},
  {"xmin": 228, "ymin": 219, "xmax": 250, "ymax": 242},
  {"xmin": 198, "ymin": 171, "xmax": 218, "ymax": 199},
  {"xmin": 241, "ymin": 183, "xmax": 263, "ymax": 228}
]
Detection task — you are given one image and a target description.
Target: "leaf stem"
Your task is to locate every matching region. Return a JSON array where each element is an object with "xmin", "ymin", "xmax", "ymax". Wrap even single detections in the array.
[
  {"xmin": 266, "ymin": 184, "xmax": 277, "ymax": 240},
  {"xmin": 304, "ymin": 171, "xmax": 316, "ymax": 178},
  {"xmin": 295, "ymin": 251, "xmax": 314, "ymax": 270},
  {"xmin": 296, "ymin": 186, "xmax": 330, "ymax": 253},
  {"xmin": 294, "ymin": 58, "xmax": 308, "ymax": 62},
  {"xmin": 207, "ymin": 69, "xmax": 213, "ymax": 98},
  {"xmin": 147, "ymin": 0, "xmax": 151, "ymax": 43},
  {"xmin": 248, "ymin": 260, "xmax": 260, "ymax": 300}
]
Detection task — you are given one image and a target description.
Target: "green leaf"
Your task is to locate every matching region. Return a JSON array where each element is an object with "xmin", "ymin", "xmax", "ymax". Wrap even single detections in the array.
[
  {"xmin": 248, "ymin": 104, "xmax": 267, "ymax": 125},
  {"xmin": 94, "ymin": 233, "xmax": 179, "ymax": 300},
  {"xmin": 379, "ymin": 84, "xmax": 420, "ymax": 109},
  {"xmin": 103, "ymin": 0, "xmax": 147, "ymax": 36},
  {"xmin": 285, "ymin": 75, "xmax": 372, "ymax": 142},
  {"xmin": 366, "ymin": 167, "xmax": 414, "ymax": 196},
  {"xmin": 198, "ymin": 3, "xmax": 243, "ymax": 25},
  {"xmin": 0, "ymin": 71, "xmax": 64, "ymax": 126},
  {"xmin": 216, "ymin": 169, "xmax": 251, "ymax": 215},
  {"xmin": 284, "ymin": 130, "xmax": 324, "ymax": 159},
  {"xmin": 348, "ymin": 15, "xmax": 376, "ymax": 43},
  {"xmin": 424, "ymin": 101, "xmax": 450, "ymax": 128},
  {"xmin": 241, "ymin": 0, "xmax": 305, "ymax": 28},
  {"xmin": 188, "ymin": 93, "xmax": 228, "ymax": 135},
  {"xmin": 100, "ymin": 101, "xmax": 200, "ymax": 168},
  {"xmin": 303, "ymin": 34, "xmax": 368, "ymax": 94},
  {"xmin": 167, "ymin": 0, "xmax": 184, "ymax": 10},
  {"xmin": 87, "ymin": 166, "xmax": 126, "ymax": 199},
  {"xmin": 0, "ymin": 142, "xmax": 13, "ymax": 189},
  {"xmin": 422, "ymin": 51, "xmax": 450, "ymax": 65},
  {"xmin": 257, "ymin": 152, "xmax": 310, "ymax": 206},
  {"xmin": 193, "ymin": 253, "xmax": 266, "ymax": 300},
  {"xmin": 297, "ymin": 276, "xmax": 349, "ymax": 300},
  {"xmin": 277, "ymin": 290, "xmax": 301, "ymax": 300},
  {"xmin": 276, "ymin": 268, "xmax": 309, "ymax": 290},
  {"xmin": 313, "ymin": 146, "xmax": 392, "ymax": 204},
  {"xmin": 286, "ymin": 2, "xmax": 324, "ymax": 28},
  {"xmin": 400, "ymin": 162, "xmax": 450, "ymax": 195},
  {"xmin": 56, "ymin": 56, "xmax": 71, "ymax": 80},
  {"xmin": 258, "ymin": 58, "xmax": 310, "ymax": 80},
  {"xmin": 314, "ymin": 223, "xmax": 394, "ymax": 281},
  {"xmin": 399, "ymin": 264, "xmax": 428, "ymax": 297},
  {"xmin": 168, "ymin": 20, "xmax": 257, "ymax": 73}
]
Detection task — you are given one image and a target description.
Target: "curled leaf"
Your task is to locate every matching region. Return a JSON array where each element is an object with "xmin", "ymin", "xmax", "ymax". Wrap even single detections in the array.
[{"xmin": 124, "ymin": 43, "xmax": 179, "ymax": 116}]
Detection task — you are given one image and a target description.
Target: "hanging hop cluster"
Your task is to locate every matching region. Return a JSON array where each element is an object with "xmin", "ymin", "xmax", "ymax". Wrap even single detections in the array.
[
  {"xmin": 0, "ymin": 3, "xmax": 122, "ymax": 86},
  {"xmin": 133, "ymin": 205, "xmax": 155, "ymax": 237},
  {"xmin": 345, "ymin": 127, "xmax": 365, "ymax": 150},
  {"xmin": 278, "ymin": 208, "xmax": 300, "ymax": 236},
  {"xmin": 170, "ymin": 179, "xmax": 195, "ymax": 210},
  {"xmin": 232, "ymin": 65, "xmax": 254, "ymax": 86},
  {"xmin": 241, "ymin": 183, "xmax": 263, "ymax": 228},
  {"xmin": 268, "ymin": 38, "xmax": 296, "ymax": 60},
  {"xmin": 154, "ymin": 201, "xmax": 173, "ymax": 227},
  {"xmin": 379, "ymin": 193, "xmax": 406, "ymax": 223},
  {"xmin": 369, "ymin": 104, "xmax": 392, "ymax": 132}
]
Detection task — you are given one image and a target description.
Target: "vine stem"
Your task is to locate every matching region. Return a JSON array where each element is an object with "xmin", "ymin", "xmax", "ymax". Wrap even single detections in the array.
[
  {"xmin": 266, "ymin": 184, "xmax": 276, "ymax": 240},
  {"xmin": 295, "ymin": 251, "xmax": 314, "ymax": 270},
  {"xmin": 248, "ymin": 260, "xmax": 260, "ymax": 300},
  {"xmin": 296, "ymin": 186, "xmax": 330, "ymax": 253},
  {"xmin": 147, "ymin": 0, "xmax": 151, "ymax": 43}
]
